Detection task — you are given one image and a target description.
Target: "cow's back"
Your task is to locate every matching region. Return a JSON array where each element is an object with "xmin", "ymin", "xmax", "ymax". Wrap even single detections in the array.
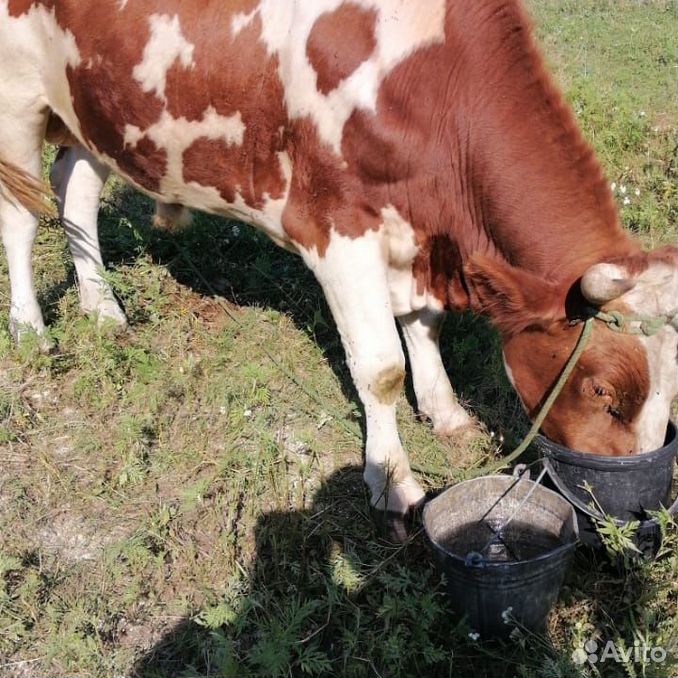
[{"xmin": 3, "ymin": 0, "xmax": 451, "ymax": 254}]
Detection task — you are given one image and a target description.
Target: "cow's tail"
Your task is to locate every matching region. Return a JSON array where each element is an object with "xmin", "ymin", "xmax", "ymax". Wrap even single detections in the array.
[{"xmin": 0, "ymin": 158, "xmax": 56, "ymax": 217}]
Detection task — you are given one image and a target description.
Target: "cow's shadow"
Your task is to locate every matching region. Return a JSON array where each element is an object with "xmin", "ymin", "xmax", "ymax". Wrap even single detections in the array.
[
  {"xmin": 129, "ymin": 465, "xmax": 583, "ymax": 678},
  {"xmin": 42, "ymin": 182, "xmax": 664, "ymax": 678},
  {"xmin": 91, "ymin": 184, "xmax": 525, "ymax": 442}
]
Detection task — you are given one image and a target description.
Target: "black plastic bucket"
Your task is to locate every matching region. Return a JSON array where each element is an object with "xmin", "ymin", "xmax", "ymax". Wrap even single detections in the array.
[
  {"xmin": 537, "ymin": 422, "xmax": 678, "ymax": 554},
  {"xmin": 423, "ymin": 474, "xmax": 578, "ymax": 638}
]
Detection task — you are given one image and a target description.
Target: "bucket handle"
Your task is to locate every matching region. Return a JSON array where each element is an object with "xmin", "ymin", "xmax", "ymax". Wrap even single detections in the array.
[
  {"xmin": 512, "ymin": 458, "xmax": 553, "ymax": 482},
  {"xmin": 472, "ymin": 464, "xmax": 549, "ymax": 563},
  {"xmin": 542, "ymin": 457, "xmax": 605, "ymax": 522},
  {"xmin": 512, "ymin": 463, "xmax": 531, "ymax": 480},
  {"xmin": 542, "ymin": 456, "xmax": 678, "ymax": 526}
]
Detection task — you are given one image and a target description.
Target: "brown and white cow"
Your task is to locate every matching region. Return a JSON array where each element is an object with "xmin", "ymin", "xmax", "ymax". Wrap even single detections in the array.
[{"xmin": 1, "ymin": 0, "xmax": 676, "ymax": 537}]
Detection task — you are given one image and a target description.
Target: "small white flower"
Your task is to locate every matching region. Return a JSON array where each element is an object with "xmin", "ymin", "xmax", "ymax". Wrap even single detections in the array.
[
  {"xmin": 468, "ymin": 632, "xmax": 480, "ymax": 641},
  {"xmin": 634, "ymin": 188, "xmax": 640, "ymax": 196},
  {"xmin": 620, "ymin": 185, "xmax": 627, "ymax": 194},
  {"xmin": 243, "ymin": 408, "xmax": 253, "ymax": 418},
  {"xmin": 610, "ymin": 182, "xmax": 617, "ymax": 192},
  {"xmin": 501, "ymin": 606, "xmax": 514, "ymax": 624},
  {"xmin": 219, "ymin": 406, "xmax": 227, "ymax": 415},
  {"xmin": 639, "ymin": 111, "xmax": 646, "ymax": 117},
  {"xmin": 623, "ymin": 196, "xmax": 631, "ymax": 205}
]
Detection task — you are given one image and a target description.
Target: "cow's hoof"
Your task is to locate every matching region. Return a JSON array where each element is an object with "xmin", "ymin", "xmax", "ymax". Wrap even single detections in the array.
[
  {"xmin": 95, "ymin": 312, "xmax": 128, "ymax": 333},
  {"xmin": 430, "ymin": 409, "xmax": 475, "ymax": 437},
  {"xmin": 438, "ymin": 421, "xmax": 491, "ymax": 463},
  {"xmin": 372, "ymin": 497, "xmax": 426, "ymax": 544},
  {"xmin": 10, "ymin": 319, "xmax": 54, "ymax": 353},
  {"xmin": 456, "ymin": 422, "xmax": 488, "ymax": 444},
  {"xmin": 84, "ymin": 299, "xmax": 128, "ymax": 332},
  {"xmin": 433, "ymin": 418, "xmax": 481, "ymax": 440}
]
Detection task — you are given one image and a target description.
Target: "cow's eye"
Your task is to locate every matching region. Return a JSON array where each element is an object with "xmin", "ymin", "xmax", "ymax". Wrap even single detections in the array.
[{"xmin": 593, "ymin": 384, "xmax": 609, "ymax": 397}]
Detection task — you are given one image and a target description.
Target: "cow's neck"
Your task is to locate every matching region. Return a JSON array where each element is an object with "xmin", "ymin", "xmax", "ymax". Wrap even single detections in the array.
[{"xmin": 448, "ymin": 1, "xmax": 638, "ymax": 282}]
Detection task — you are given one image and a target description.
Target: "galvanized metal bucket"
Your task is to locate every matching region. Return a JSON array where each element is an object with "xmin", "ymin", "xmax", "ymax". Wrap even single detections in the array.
[{"xmin": 423, "ymin": 473, "xmax": 578, "ymax": 638}]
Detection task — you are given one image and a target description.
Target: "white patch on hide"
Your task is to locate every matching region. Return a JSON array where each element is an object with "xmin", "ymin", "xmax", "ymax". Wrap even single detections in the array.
[
  {"xmin": 634, "ymin": 328, "xmax": 677, "ymax": 453},
  {"xmin": 608, "ymin": 259, "xmax": 678, "ymax": 452},
  {"xmin": 123, "ymin": 124, "xmax": 145, "ymax": 147},
  {"xmin": 251, "ymin": 0, "xmax": 446, "ymax": 154},
  {"xmin": 502, "ymin": 351, "xmax": 528, "ymax": 411},
  {"xmin": 133, "ymin": 14, "xmax": 195, "ymax": 101},
  {"xmin": 231, "ymin": 8, "xmax": 259, "ymax": 37},
  {"xmin": 123, "ymin": 108, "xmax": 293, "ymax": 245},
  {"xmin": 380, "ymin": 204, "xmax": 443, "ymax": 316},
  {"xmin": 127, "ymin": 107, "xmax": 245, "ymax": 199},
  {"xmin": 502, "ymin": 351, "xmax": 516, "ymax": 388}
]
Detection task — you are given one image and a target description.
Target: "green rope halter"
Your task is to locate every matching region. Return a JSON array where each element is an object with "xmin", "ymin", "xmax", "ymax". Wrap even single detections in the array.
[{"xmin": 593, "ymin": 309, "xmax": 678, "ymax": 337}]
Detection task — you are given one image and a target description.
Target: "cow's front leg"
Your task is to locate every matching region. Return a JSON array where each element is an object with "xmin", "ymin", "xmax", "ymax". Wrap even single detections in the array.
[
  {"xmin": 304, "ymin": 233, "xmax": 425, "ymax": 541},
  {"xmin": 50, "ymin": 146, "xmax": 127, "ymax": 329},
  {"xmin": 399, "ymin": 309, "xmax": 473, "ymax": 435}
]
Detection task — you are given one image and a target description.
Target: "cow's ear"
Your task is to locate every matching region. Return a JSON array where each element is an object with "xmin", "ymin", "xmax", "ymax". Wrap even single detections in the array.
[{"xmin": 464, "ymin": 255, "xmax": 563, "ymax": 335}]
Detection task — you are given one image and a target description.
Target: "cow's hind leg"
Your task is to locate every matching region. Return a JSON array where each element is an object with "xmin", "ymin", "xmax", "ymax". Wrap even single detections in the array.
[
  {"xmin": 399, "ymin": 309, "xmax": 473, "ymax": 435},
  {"xmin": 304, "ymin": 233, "xmax": 425, "ymax": 541},
  {"xmin": 0, "ymin": 112, "xmax": 49, "ymax": 342},
  {"xmin": 50, "ymin": 146, "xmax": 127, "ymax": 328}
]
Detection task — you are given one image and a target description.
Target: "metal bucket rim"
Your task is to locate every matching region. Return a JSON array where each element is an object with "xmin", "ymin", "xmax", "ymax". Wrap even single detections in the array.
[
  {"xmin": 542, "ymin": 455, "xmax": 678, "ymax": 527},
  {"xmin": 536, "ymin": 420, "xmax": 677, "ymax": 470},
  {"xmin": 423, "ymin": 474, "xmax": 579, "ymax": 568}
]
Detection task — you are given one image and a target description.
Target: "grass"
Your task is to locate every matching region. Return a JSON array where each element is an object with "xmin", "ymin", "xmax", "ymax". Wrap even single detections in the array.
[{"xmin": 0, "ymin": 1, "xmax": 676, "ymax": 676}]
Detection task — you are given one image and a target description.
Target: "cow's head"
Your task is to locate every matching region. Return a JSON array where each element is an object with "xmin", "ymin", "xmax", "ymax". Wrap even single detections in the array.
[{"xmin": 465, "ymin": 246, "xmax": 677, "ymax": 455}]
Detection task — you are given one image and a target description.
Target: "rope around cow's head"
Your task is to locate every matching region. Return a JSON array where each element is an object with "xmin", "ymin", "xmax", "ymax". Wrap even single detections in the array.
[
  {"xmin": 468, "ymin": 308, "xmax": 677, "ymax": 479},
  {"xmin": 593, "ymin": 308, "xmax": 678, "ymax": 337}
]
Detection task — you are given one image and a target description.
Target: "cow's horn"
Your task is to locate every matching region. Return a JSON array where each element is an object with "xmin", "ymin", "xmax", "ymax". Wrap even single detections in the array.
[{"xmin": 580, "ymin": 263, "xmax": 636, "ymax": 305}]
